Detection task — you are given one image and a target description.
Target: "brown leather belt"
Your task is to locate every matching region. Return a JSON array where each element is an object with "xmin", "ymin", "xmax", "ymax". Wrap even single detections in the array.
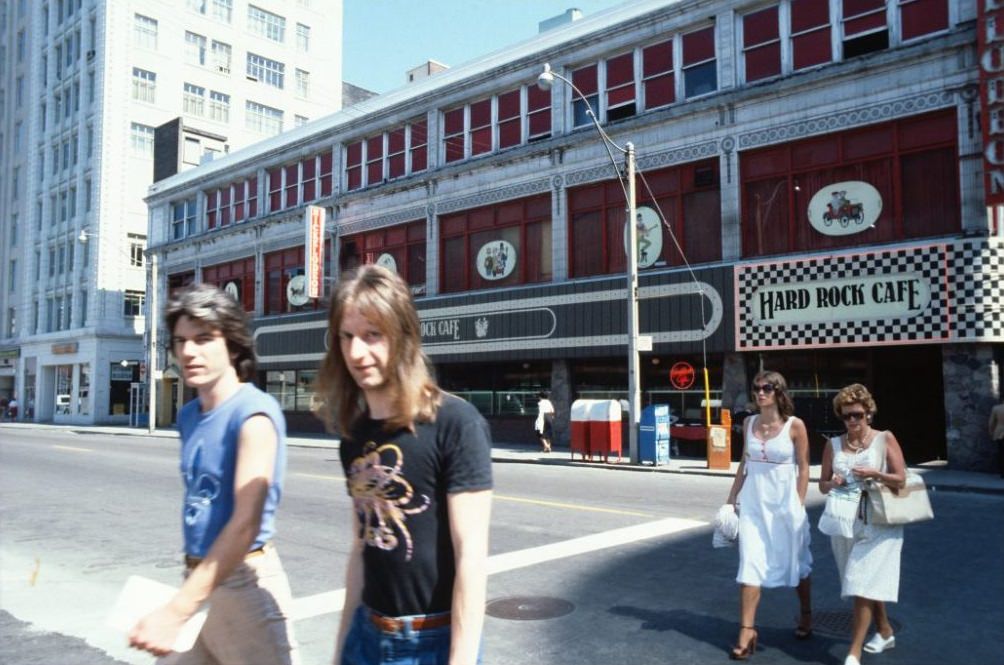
[
  {"xmin": 369, "ymin": 610, "xmax": 451, "ymax": 633},
  {"xmin": 184, "ymin": 544, "xmax": 268, "ymax": 569}
]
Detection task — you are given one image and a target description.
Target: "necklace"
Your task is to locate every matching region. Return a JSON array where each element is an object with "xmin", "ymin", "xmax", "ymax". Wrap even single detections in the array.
[{"xmin": 845, "ymin": 428, "xmax": 874, "ymax": 452}]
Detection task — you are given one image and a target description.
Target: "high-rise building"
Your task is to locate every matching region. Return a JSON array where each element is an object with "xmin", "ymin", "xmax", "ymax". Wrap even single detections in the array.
[{"xmin": 0, "ymin": 0, "xmax": 343, "ymax": 423}]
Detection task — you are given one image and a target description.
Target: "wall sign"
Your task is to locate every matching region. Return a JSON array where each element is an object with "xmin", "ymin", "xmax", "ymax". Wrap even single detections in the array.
[
  {"xmin": 376, "ymin": 253, "xmax": 398, "ymax": 273},
  {"xmin": 305, "ymin": 205, "xmax": 326, "ymax": 298},
  {"xmin": 287, "ymin": 274, "xmax": 309, "ymax": 307},
  {"xmin": 669, "ymin": 362, "xmax": 695, "ymax": 389},
  {"xmin": 476, "ymin": 240, "xmax": 516, "ymax": 280},
  {"xmin": 807, "ymin": 181, "xmax": 882, "ymax": 236},
  {"xmin": 979, "ymin": 1, "xmax": 1004, "ymax": 206},
  {"xmin": 623, "ymin": 206, "xmax": 663, "ymax": 268},
  {"xmin": 224, "ymin": 281, "xmax": 240, "ymax": 302}
]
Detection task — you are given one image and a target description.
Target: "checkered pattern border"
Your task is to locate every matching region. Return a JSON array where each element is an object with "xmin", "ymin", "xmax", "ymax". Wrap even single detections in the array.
[
  {"xmin": 949, "ymin": 239, "xmax": 1004, "ymax": 341},
  {"xmin": 737, "ymin": 244, "xmax": 954, "ymax": 350}
]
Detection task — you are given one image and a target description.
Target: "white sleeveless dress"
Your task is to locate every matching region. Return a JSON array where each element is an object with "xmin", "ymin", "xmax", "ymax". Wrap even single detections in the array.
[
  {"xmin": 828, "ymin": 433, "xmax": 904, "ymax": 602},
  {"xmin": 736, "ymin": 417, "xmax": 812, "ymax": 587}
]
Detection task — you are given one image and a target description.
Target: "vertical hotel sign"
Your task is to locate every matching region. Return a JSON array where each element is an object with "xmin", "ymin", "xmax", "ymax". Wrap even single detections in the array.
[
  {"xmin": 980, "ymin": 1, "xmax": 1004, "ymax": 206},
  {"xmin": 305, "ymin": 205, "xmax": 326, "ymax": 299}
]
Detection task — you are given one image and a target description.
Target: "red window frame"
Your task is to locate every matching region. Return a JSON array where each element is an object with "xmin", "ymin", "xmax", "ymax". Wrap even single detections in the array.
[
  {"xmin": 791, "ymin": 0, "xmax": 831, "ymax": 71},
  {"xmin": 899, "ymin": 0, "xmax": 948, "ymax": 41},
  {"xmin": 497, "ymin": 89, "xmax": 521, "ymax": 150},
  {"xmin": 345, "ymin": 141, "xmax": 363, "ymax": 191},
  {"xmin": 366, "ymin": 135, "xmax": 383, "ymax": 184},
  {"xmin": 206, "ymin": 190, "xmax": 218, "ymax": 229},
  {"xmin": 438, "ymin": 193, "xmax": 551, "ymax": 293},
  {"xmin": 743, "ymin": 5, "xmax": 781, "ymax": 82},
  {"xmin": 527, "ymin": 85, "xmax": 551, "ymax": 141},
  {"xmin": 410, "ymin": 118, "xmax": 427, "ymax": 173},
  {"xmin": 842, "ymin": 0, "xmax": 886, "ymax": 40},
  {"xmin": 739, "ymin": 109, "xmax": 959, "ymax": 258},
  {"xmin": 642, "ymin": 40, "xmax": 674, "ymax": 110},
  {"xmin": 264, "ymin": 242, "xmax": 331, "ymax": 314},
  {"xmin": 605, "ymin": 52, "xmax": 635, "ymax": 114},
  {"xmin": 567, "ymin": 158, "xmax": 721, "ymax": 277},
  {"xmin": 571, "ymin": 64, "xmax": 599, "ymax": 128},
  {"xmin": 340, "ymin": 220, "xmax": 427, "ymax": 290},
  {"xmin": 387, "ymin": 127, "xmax": 406, "ymax": 179},
  {"xmin": 247, "ymin": 176, "xmax": 259, "ymax": 218},
  {"xmin": 443, "ymin": 107, "xmax": 465, "ymax": 163},
  {"xmin": 318, "ymin": 152, "xmax": 332, "ymax": 197},
  {"xmin": 268, "ymin": 166, "xmax": 283, "ymax": 211},
  {"xmin": 469, "ymin": 98, "xmax": 492, "ymax": 157},
  {"xmin": 203, "ymin": 256, "xmax": 256, "ymax": 312},
  {"xmin": 284, "ymin": 163, "xmax": 299, "ymax": 209},
  {"xmin": 302, "ymin": 157, "xmax": 317, "ymax": 202},
  {"xmin": 219, "ymin": 187, "xmax": 231, "ymax": 227},
  {"xmin": 682, "ymin": 25, "xmax": 717, "ymax": 98}
]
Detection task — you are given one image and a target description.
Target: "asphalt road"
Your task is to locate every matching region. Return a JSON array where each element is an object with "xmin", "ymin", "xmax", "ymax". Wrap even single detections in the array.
[{"xmin": 1, "ymin": 428, "xmax": 1002, "ymax": 665}]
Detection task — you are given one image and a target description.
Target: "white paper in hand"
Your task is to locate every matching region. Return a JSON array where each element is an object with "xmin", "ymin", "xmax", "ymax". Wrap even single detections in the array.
[{"xmin": 106, "ymin": 575, "xmax": 208, "ymax": 653}]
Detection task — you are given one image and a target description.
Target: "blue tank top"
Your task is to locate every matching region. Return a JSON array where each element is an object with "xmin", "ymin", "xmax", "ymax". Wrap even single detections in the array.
[{"xmin": 177, "ymin": 384, "xmax": 287, "ymax": 557}]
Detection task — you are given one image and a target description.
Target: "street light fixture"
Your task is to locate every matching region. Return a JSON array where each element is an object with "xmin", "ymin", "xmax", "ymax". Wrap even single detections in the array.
[{"xmin": 537, "ymin": 62, "xmax": 643, "ymax": 464}]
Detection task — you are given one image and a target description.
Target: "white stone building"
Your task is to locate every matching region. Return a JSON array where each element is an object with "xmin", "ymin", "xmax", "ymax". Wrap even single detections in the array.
[
  {"xmin": 144, "ymin": 0, "xmax": 1003, "ymax": 471},
  {"xmin": 0, "ymin": 0, "xmax": 342, "ymax": 423}
]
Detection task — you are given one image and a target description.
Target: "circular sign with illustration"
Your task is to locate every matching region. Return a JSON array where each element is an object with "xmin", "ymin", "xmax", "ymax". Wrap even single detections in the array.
[
  {"xmin": 623, "ymin": 206, "xmax": 663, "ymax": 268},
  {"xmin": 224, "ymin": 281, "xmax": 240, "ymax": 302},
  {"xmin": 376, "ymin": 252, "xmax": 398, "ymax": 273},
  {"xmin": 476, "ymin": 240, "xmax": 517, "ymax": 280},
  {"xmin": 807, "ymin": 181, "xmax": 882, "ymax": 236},
  {"xmin": 669, "ymin": 361, "xmax": 696, "ymax": 390},
  {"xmin": 287, "ymin": 274, "xmax": 309, "ymax": 307}
]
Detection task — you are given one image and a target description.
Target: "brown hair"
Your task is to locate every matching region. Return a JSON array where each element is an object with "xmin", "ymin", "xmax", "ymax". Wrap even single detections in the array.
[
  {"xmin": 832, "ymin": 383, "xmax": 877, "ymax": 419},
  {"xmin": 313, "ymin": 265, "xmax": 441, "ymax": 434},
  {"xmin": 164, "ymin": 283, "xmax": 256, "ymax": 381},
  {"xmin": 752, "ymin": 370, "xmax": 795, "ymax": 419}
]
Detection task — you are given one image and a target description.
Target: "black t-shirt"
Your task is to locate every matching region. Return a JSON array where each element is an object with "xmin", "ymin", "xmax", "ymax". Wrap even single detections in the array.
[{"xmin": 339, "ymin": 393, "xmax": 493, "ymax": 617}]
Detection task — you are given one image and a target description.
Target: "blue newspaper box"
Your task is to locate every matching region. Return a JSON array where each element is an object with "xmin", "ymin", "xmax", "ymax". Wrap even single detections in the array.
[{"xmin": 639, "ymin": 404, "xmax": 671, "ymax": 465}]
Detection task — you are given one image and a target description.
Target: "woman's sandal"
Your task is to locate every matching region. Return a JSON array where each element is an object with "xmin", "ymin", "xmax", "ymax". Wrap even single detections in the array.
[
  {"xmin": 730, "ymin": 626, "xmax": 758, "ymax": 660},
  {"xmin": 794, "ymin": 610, "xmax": 813, "ymax": 640}
]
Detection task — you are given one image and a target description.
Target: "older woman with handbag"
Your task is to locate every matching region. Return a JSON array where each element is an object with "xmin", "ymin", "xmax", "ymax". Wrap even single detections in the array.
[
  {"xmin": 819, "ymin": 384, "xmax": 906, "ymax": 665},
  {"xmin": 724, "ymin": 370, "xmax": 812, "ymax": 660}
]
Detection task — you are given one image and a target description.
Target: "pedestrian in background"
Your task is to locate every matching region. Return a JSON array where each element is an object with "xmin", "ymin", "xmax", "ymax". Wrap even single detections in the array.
[
  {"xmin": 7, "ymin": 396, "xmax": 17, "ymax": 421},
  {"xmin": 534, "ymin": 390, "xmax": 555, "ymax": 453},
  {"xmin": 314, "ymin": 265, "xmax": 493, "ymax": 665},
  {"xmin": 819, "ymin": 383, "xmax": 906, "ymax": 665},
  {"xmin": 129, "ymin": 283, "xmax": 299, "ymax": 664},
  {"xmin": 724, "ymin": 370, "xmax": 812, "ymax": 660},
  {"xmin": 989, "ymin": 396, "xmax": 1004, "ymax": 478}
]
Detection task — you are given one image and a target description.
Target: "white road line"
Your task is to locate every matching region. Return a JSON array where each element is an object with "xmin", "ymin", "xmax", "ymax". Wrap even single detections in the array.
[
  {"xmin": 52, "ymin": 444, "xmax": 92, "ymax": 453},
  {"xmin": 292, "ymin": 471, "xmax": 344, "ymax": 482},
  {"xmin": 290, "ymin": 516, "xmax": 706, "ymax": 621}
]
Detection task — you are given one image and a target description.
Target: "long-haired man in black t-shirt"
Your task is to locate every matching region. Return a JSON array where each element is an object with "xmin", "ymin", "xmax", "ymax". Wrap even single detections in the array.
[{"xmin": 314, "ymin": 265, "xmax": 493, "ymax": 665}]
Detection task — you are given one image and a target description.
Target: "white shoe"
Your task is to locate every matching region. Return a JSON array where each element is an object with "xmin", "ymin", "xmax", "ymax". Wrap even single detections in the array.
[
  {"xmin": 863, "ymin": 632, "xmax": 896, "ymax": 654},
  {"xmin": 844, "ymin": 656, "xmax": 861, "ymax": 665}
]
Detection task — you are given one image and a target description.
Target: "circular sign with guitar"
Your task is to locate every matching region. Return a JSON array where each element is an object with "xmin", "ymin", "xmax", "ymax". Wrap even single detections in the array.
[{"xmin": 623, "ymin": 206, "xmax": 663, "ymax": 268}]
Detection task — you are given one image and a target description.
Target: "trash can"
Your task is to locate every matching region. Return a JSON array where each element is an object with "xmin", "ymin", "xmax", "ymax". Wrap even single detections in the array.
[
  {"xmin": 639, "ymin": 404, "xmax": 671, "ymax": 465},
  {"xmin": 570, "ymin": 399, "xmax": 594, "ymax": 460},
  {"xmin": 589, "ymin": 399, "xmax": 622, "ymax": 463}
]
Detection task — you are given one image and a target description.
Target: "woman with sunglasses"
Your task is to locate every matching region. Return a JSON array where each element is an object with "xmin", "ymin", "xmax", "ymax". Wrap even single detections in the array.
[
  {"xmin": 819, "ymin": 384, "xmax": 906, "ymax": 665},
  {"xmin": 725, "ymin": 370, "xmax": 812, "ymax": 660}
]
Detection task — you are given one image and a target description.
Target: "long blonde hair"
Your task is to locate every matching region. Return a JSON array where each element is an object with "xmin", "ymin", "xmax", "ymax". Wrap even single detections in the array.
[{"xmin": 313, "ymin": 265, "xmax": 441, "ymax": 434}]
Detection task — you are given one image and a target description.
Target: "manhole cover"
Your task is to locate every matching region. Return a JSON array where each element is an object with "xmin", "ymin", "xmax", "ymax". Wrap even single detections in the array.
[
  {"xmin": 485, "ymin": 596, "xmax": 575, "ymax": 621},
  {"xmin": 809, "ymin": 609, "xmax": 901, "ymax": 638}
]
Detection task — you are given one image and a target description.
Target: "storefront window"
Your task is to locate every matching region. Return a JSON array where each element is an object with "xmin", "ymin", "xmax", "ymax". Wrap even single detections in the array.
[
  {"xmin": 264, "ymin": 242, "xmax": 331, "ymax": 314},
  {"xmin": 109, "ymin": 362, "xmax": 138, "ymax": 415},
  {"xmin": 266, "ymin": 369, "xmax": 316, "ymax": 411},
  {"xmin": 78, "ymin": 363, "xmax": 90, "ymax": 415},
  {"xmin": 203, "ymin": 256, "xmax": 255, "ymax": 311},
  {"xmin": 55, "ymin": 364, "xmax": 72, "ymax": 415},
  {"xmin": 341, "ymin": 221, "xmax": 426, "ymax": 295}
]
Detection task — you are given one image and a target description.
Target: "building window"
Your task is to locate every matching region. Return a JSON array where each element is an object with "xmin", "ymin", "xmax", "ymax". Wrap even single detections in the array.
[
  {"xmin": 569, "ymin": 158, "xmax": 721, "ymax": 276},
  {"xmin": 183, "ymin": 83, "xmax": 206, "ymax": 116},
  {"xmin": 265, "ymin": 245, "xmax": 329, "ymax": 314},
  {"xmin": 740, "ymin": 109, "xmax": 958, "ymax": 257},
  {"xmin": 248, "ymin": 4, "xmax": 285, "ymax": 42},
  {"xmin": 605, "ymin": 51, "xmax": 636, "ymax": 122},
  {"xmin": 443, "ymin": 107, "xmax": 465, "ymax": 163},
  {"xmin": 131, "ymin": 67, "xmax": 156, "ymax": 103},
  {"xmin": 172, "ymin": 198, "xmax": 197, "ymax": 239},
  {"xmin": 266, "ymin": 369, "xmax": 317, "ymax": 412},
  {"xmin": 570, "ymin": 64, "xmax": 599, "ymax": 128},
  {"xmin": 245, "ymin": 100, "xmax": 283, "ymax": 136},
  {"xmin": 8, "ymin": 260, "xmax": 16, "ymax": 292},
  {"xmin": 129, "ymin": 234, "xmax": 146, "ymax": 267},
  {"xmin": 133, "ymin": 13, "xmax": 157, "ymax": 49},
  {"xmin": 899, "ymin": 0, "xmax": 949, "ymax": 40},
  {"xmin": 743, "ymin": 5, "xmax": 781, "ymax": 82},
  {"xmin": 842, "ymin": 0, "xmax": 888, "ymax": 58},
  {"xmin": 211, "ymin": 40, "xmax": 232, "ymax": 73},
  {"xmin": 345, "ymin": 119, "xmax": 426, "ymax": 191},
  {"xmin": 209, "ymin": 90, "xmax": 230, "ymax": 122},
  {"xmin": 366, "ymin": 136, "xmax": 384, "ymax": 184},
  {"xmin": 130, "ymin": 122, "xmax": 155, "ymax": 156},
  {"xmin": 296, "ymin": 23, "xmax": 310, "ymax": 52},
  {"xmin": 469, "ymin": 99, "xmax": 491, "ymax": 157},
  {"xmin": 294, "ymin": 114, "xmax": 309, "ymax": 128},
  {"xmin": 85, "ymin": 179, "xmax": 91, "ymax": 211},
  {"xmin": 187, "ymin": 0, "xmax": 206, "ymax": 14},
  {"xmin": 295, "ymin": 69, "xmax": 309, "ymax": 98},
  {"xmin": 247, "ymin": 52, "xmax": 284, "ymax": 88},
  {"xmin": 791, "ymin": 0, "xmax": 831, "ymax": 71},
  {"xmin": 206, "ymin": 176, "xmax": 258, "ymax": 228},
  {"xmin": 123, "ymin": 290, "xmax": 145, "ymax": 317},
  {"xmin": 11, "ymin": 168, "xmax": 19, "ymax": 201},
  {"xmin": 683, "ymin": 25, "xmax": 716, "ymax": 98},
  {"xmin": 203, "ymin": 257, "xmax": 255, "ymax": 311},
  {"xmin": 439, "ymin": 195, "xmax": 551, "ymax": 292},
  {"xmin": 185, "ymin": 31, "xmax": 207, "ymax": 66},
  {"xmin": 211, "ymin": 0, "xmax": 233, "ymax": 23},
  {"xmin": 341, "ymin": 221, "xmax": 427, "ymax": 295}
]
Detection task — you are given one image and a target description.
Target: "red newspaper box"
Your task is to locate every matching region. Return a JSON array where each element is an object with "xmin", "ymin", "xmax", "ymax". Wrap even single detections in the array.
[
  {"xmin": 588, "ymin": 399, "xmax": 622, "ymax": 463},
  {"xmin": 570, "ymin": 399, "xmax": 594, "ymax": 460}
]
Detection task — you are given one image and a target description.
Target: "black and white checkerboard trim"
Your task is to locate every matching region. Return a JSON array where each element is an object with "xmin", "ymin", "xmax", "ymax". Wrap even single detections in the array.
[{"xmin": 736, "ymin": 239, "xmax": 1004, "ymax": 350}]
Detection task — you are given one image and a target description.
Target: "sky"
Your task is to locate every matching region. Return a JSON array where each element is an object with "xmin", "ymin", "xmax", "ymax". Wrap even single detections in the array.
[{"xmin": 342, "ymin": 0, "xmax": 631, "ymax": 95}]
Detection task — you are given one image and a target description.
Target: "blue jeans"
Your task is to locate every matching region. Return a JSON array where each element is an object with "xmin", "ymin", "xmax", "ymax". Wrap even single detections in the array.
[{"xmin": 342, "ymin": 605, "xmax": 463, "ymax": 665}]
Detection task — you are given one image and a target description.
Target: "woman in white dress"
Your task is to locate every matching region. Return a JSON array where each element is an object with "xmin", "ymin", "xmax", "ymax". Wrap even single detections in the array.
[
  {"xmin": 819, "ymin": 384, "xmax": 906, "ymax": 665},
  {"xmin": 725, "ymin": 370, "xmax": 812, "ymax": 660},
  {"xmin": 534, "ymin": 390, "xmax": 555, "ymax": 453}
]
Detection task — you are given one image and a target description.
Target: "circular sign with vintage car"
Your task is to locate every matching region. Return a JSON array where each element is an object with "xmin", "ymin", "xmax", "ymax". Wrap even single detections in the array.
[{"xmin": 807, "ymin": 181, "xmax": 882, "ymax": 236}]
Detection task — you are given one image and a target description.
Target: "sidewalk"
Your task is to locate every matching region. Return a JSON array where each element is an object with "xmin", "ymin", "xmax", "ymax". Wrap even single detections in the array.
[{"xmin": 4, "ymin": 422, "xmax": 1003, "ymax": 495}]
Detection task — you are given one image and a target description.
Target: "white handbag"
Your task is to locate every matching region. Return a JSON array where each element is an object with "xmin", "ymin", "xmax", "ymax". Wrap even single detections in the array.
[{"xmin": 865, "ymin": 472, "xmax": 934, "ymax": 525}]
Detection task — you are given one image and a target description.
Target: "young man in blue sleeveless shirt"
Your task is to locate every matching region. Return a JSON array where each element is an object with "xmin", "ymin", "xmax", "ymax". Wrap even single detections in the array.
[
  {"xmin": 129, "ymin": 284, "xmax": 299, "ymax": 665},
  {"xmin": 314, "ymin": 265, "xmax": 493, "ymax": 665}
]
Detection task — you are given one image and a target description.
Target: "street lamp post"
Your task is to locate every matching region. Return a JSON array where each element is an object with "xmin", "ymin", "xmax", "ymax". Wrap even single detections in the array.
[{"xmin": 537, "ymin": 63, "xmax": 642, "ymax": 463}]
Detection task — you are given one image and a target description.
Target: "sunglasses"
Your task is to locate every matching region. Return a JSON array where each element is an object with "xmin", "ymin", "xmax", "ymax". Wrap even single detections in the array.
[
  {"xmin": 752, "ymin": 383, "xmax": 775, "ymax": 394},
  {"xmin": 840, "ymin": 411, "xmax": 867, "ymax": 421}
]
